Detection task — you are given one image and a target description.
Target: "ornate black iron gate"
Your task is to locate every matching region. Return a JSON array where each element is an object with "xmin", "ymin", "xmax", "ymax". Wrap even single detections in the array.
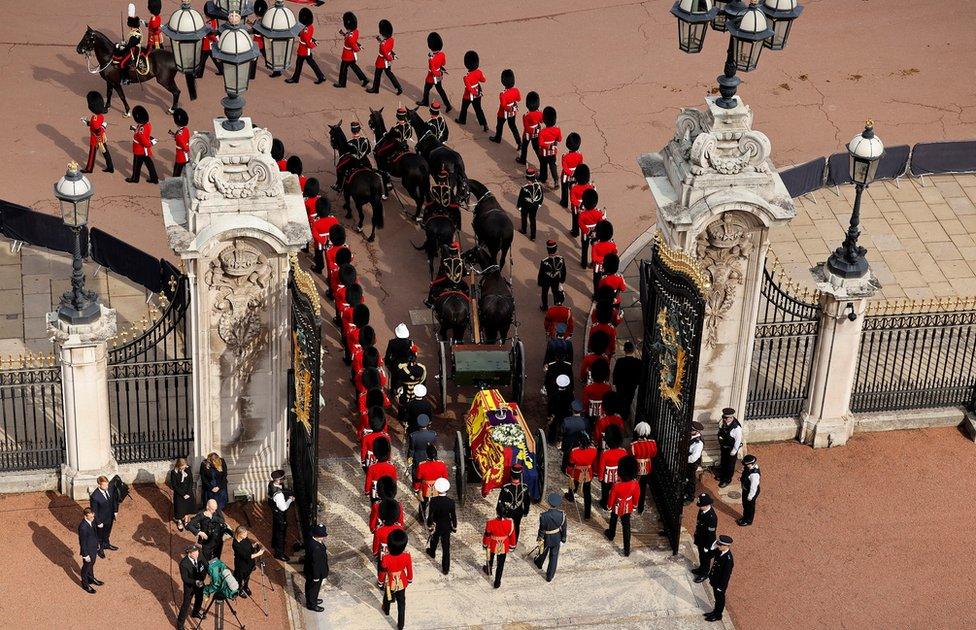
[
  {"xmin": 746, "ymin": 256, "xmax": 821, "ymax": 419},
  {"xmin": 287, "ymin": 260, "xmax": 322, "ymax": 542},
  {"xmin": 108, "ymin": 273, "xmax": 193, "ymax": 463},
  {"xmin": 0, "ymin": 363, "xmax": 64, "ymax": 471},
  {"xmin": 636, "ymin": 234, "xmax": 707, "ymax": 555}
]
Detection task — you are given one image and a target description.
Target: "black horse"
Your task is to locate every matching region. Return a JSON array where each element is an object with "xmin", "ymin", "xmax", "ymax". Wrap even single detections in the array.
[
  {"xmin": 412, "ymin": 209, "xmax": 458, "ymax": 280},
  {"xmin": 76, "ymin": 26, "xmax": 187, "ymax": 117},
  {"xmin": 367, "ymin": 108, "xmax": 430, "ymax": 220},
  {"xmin": 467, "ymin": 180, "xmax": 514, "ymax": 268},
  {"xmin": 477, "ymin": 264, "xmax": 515, "ymax": 344},
  {"xmin": 405, "ymin": 108, "xmax": 468, "ymax": 203},
  {"xmin": 433, "ymin": 289, "xmax": 470, "ymax": 343},
  {"xmin": 328, "ymin": 123, "xmax": 385, "ymax": 242}
]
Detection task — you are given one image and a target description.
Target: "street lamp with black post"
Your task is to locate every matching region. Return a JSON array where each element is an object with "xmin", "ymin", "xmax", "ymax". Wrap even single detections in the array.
[{"xmin": 53, "ymin": 162, "xmax": 100, "ymax": 325}]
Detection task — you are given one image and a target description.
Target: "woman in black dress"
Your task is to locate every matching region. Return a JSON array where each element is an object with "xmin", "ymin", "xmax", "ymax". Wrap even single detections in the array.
[
  {"xmin": 200, "ymin": 452, "xmax": 229, "ymax": 510},
  {"xmin": 167, "ymin": 458, "xmax": 195, "ymax": 531},
  {"xmin": 232, "ymin": 525, "xmax": 265, "ymax": 597}
]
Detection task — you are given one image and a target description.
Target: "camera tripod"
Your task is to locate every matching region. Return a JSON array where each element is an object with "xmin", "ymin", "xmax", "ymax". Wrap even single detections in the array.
[
  {"xmin": 192, "ymin": 594, "xmax": 246, "ymax": 630},
  {"xmin": 241, "ymin": 560, "xmax": 274, "ymax": 618}
]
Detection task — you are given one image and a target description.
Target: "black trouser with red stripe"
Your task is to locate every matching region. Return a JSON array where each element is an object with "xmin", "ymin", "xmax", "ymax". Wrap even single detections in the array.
[
  {"xmin": 419, "ymin": 81, "xmax": 452, "ymax": 111},
  {"xmin": 517, "ymin": 135, "xmax": 539, "ymax": 165},
  {"xmin": 336, "ymin": 60, "xmax": 368, "ymax": 86},
  {"xmin": 539, "ymin": 154, "xmax": 558, "ymax": 184},
  {"xmin": 486, "ymin": 551, "xmax": 507, "ymax": 588},
  {"xmin": 637, "ymin": 473, "xmax": 652, "ymax": 514},
  {"xmin": 457, "ymin": 97, "xmax": 487, "ymax": 128},
  {"xmin": 491, "ymin": 116, "xmax": 521, "ymax": 147},
  {"xmin": 195, "ymin": 49, "xmax": 223, "ymax": 78},
  {"xmin": 370, "ymin": 67, "xmax": 402, "ymax": 93},
  {"xmin": 560, "ymin": 176, "xmax": 574, "ymax": 208},
  {"xmin": 607, "ymin": 512, "xmax": 632, "ymax": 555},
  {"xmin": 84, "ymin": 143, "xmax": 114, "ymax": 173},
  {"xmin": 382, "ymin": 589, "xmax": 406, "ymax": 629},
  {"xmin": 128, "ymin": 155, "xmax": 158, "ymax": 183},
  {"xmin": 566, "ymin": 479, "xmax": 592, "ymax": 519},
  {"xmin": 288, "ymin": 55, "xmax": 325, "ymax": 83}
]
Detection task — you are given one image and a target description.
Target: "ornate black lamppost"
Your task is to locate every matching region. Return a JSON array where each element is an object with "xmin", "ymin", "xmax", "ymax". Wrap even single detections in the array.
[
  {"xmin": 53, "ymin": 162, "xmax": 101, "ymax": 324},
  {"xmin": 252, "ymin": 0, "xmax": 302, "ymax": 74},
  {"xmin": 162, "ymin": 1, "xmax": 210, "ymax": 100},
  {"xmin": 212, "ymin": 12, "xmax": 260, "ymax": 131}
]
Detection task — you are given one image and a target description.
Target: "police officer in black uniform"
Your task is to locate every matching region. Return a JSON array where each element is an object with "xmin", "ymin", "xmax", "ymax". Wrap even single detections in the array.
[
  {"xmin": 692, "ymin": 493, "xmax": 718, "ymax": 582},
  {"xmin": 716, "ymin": 408, "xmax": 743, "ymax": 487},
  {"xmin": 737, "ymin": 455, "xmax": 761, "ymax": 526},
  {"xmin": 537, "ymin": 240, "xmax": 566, "ymax": 311},
  {"xmin": 533, "ymin": 492, "xmax": 567, "ymax": 582},
  {"xmin": 685, "ymin": 421, "xmax": 705, "ymax": 503},
  {"xmin": 517, "ymin": 166, "xmax": 544, "ymax": 241},
  {"xmin": 268, "ymin": 469, "xmax": 295, "ymax": 561},
  {"xmin": 705, "ymin": 535, "xmax": 734, "ymax": 622},
  {"xmin": 496, "ymin": 462, "xmax": 531, "ymax": 544},
  {"xmin": 304, "ymin": 523, "xmax": 330, "ymax": 613}
]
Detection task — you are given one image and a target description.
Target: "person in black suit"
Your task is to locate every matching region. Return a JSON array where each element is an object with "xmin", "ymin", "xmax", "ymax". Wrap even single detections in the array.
[
  {"xmin": 304, "ymin": 524, "xmax": 330, "ymax": 612},
  {"xmin": 424, "ymin": 477, "xmax": 456, "ymax": 575},
  {"xmin": 232, "ymin": 525, "xmax": 264, "ymax": 598},
  {"xmin": 77, "ymin": 508, "xmax": 103, "ymax": 593},
  {"xmin": 692, "ymin": 494, "xmax": 718, "ymax": 582},
  {"xmin": 705, "ymin": 535, "xmax": 734, "ymax": 622},
  {"xmin": 167, "ymin": 458, "xmax": 195, "ymax": 531},
  {"xmin": 89, "ymin": 475, "xmax": 119, "ymax": 556},
  {"xmin": 612, "ymin": 342, "xmax": 642, "ymax": 422},
  {"xmin": 177, "ymin": 544, "xmax": 207, "ymax": 630}
]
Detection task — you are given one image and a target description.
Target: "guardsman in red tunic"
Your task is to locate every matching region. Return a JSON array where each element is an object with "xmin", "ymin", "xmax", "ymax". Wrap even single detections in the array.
[
  {"xmin": 416, "ymin": 32, "xmax": 452, "ymax": 113},
  {"xmin": 126, "ymin": 105, "xmax": 158, "ymax": 184},
  {"xmin": 605, "ymin": 455, "xmax": 639, "ymax": 556},
  {"xmin": 364, "ymin": 437, "xmax": 397, "ymax": 501},
  {"xmin": 537, "ymin": 106, "xmax": 562, "ymax": 187},
  {"xmin": 630, "ymin": 422, "xmax": 659, "ymax": 515},
  {"xmin": 560, "ymin": 133, "xmax": 583, "ymax": 209},
  {"xmin": 482, "ymin": 504, "xmax": 517, "ymax": 588},
  {"xmin": 569, "ymin": 163, "xmax": 594, "ymax": 237},
  {"xmin": 81, "ymin": 91, "xmax": 114, "ymax": 173},
  {"xmin": 286, "ymin": 155, "xmax": 308, "ymax": 191},
  {"xmin": 195, "ymin": 7, "xmax": 222, "ymax": 78},
  {"xmin": 544, "ymin": 290, "xmax": 573, "ymax": 338},
  {"xmin": 598, "ymin": 254, "xmax": 627, "ymax": 304},
  {"xmin": 564, "ymin": 432, "xmax": 597, "ymax": 520},
  {"xmin": 334, "ymin": 11, "xmax": 369, "ymax": 88},
  {"xmin": 170, "ymin": 108, "xmax": 190, "ymax": 177},
  {"xmin": 489, "ymin": 69, "xmax": 521, "ymax": 149},
  {"xmin": 594, "ymin": 393, "xmax": 624, "ymax": 449},
  {"xmin": 146, "ymin": 0, "xmax": 163, "ymax": 49},
  {"xmin": 378, "ymin": 529, "xmax": 412, "ymax": 630},
  {"xmin": 578, "ymin": 188, "xmax": 607, "ymax": 268},
  {"xmin": 361, "ymin": 413, "xmax": 390, "ymax": 471},
  {"xmin": 517, "ymin": 91, "xmax": 543, "ymax": 166},
  {"xmin": 310, "ymin": 198, "xmax": 337, "ymax": 273},
  {"xmin": 582, "ymin": 358, "xmax": 612, "ymax": 421},
  {"xmin": 285, "ymin": 8, "xmax": 326, "ymax": 84},
  {"xmin": 580, "ymin": 330, "xmax": 611, "ymax": 383},
  {"xmin": 303, "ymin": 178, "xmax": 321, "ymax": 221},
  {"xmin": 368, "ymin": 477, "xmax": 402, "ymax": 532},
  {"xmin": 372, "ymin": 499, "xmax": 405, "ymax": 571},
  {"xmin": 272, "ymin": 139, "xmax": 287, "ymax": 170},
  {"xmin": 413, "ymin": 444, "xmax": 449, "ymax": 522},
  {"xmin": 367, "ymin": 19, "xmax": 402, "ymax": 95},
  {"xmin": 596, "ymin": 424, "xmax": 626, "ymax": 511},
  {"xmin": 591, "ymin": 220, "xmax": 618, "ymax": 291},
  {"xmin": 456, "ymin": 50, "xmax": 488, "ymax": 132}
]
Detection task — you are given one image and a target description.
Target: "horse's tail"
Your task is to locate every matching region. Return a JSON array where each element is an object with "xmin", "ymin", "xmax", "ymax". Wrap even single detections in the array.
[
  {"xmin": 185, "ymin": 74, "xmax": 197, "ymax": 101},
  {"xmin": 371, "ymin": 192, "xmax": 385, "ymax": 229}
]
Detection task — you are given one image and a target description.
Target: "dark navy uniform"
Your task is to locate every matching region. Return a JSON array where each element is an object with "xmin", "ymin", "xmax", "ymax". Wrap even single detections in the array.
[
  {"xmin": 304, "ymin": 525, "xmax": 330, "ymax": 612},
  {"xmin": 693, "ymin": 496, "xmax": 717, "ymax": 579},
  {"xmin": 716, "ymin": 410, "xmax": 742, "ymax": 486},
  {"xmin": 496, "ymin": 468, "xmax": 531, "ymax": 544},
  {"xmin": 537, "ymin": 242, "xmax": 566, "ymax": 311},
  {"xmin": 533, "ymin": 494, "xmax": 568, "ymax": 582},
  {"xmin": 707, "ymin": 540, "xmax": 734, "ymax": 621},
  {"xmin": 738, "ymin": 458, "xmax": 761, "ymax": 526},
  {"xmin": 268, "ymin": 471, "xmax": 294, "ymax": 560},
  {"xmin": 517, "ymin": 170, "xmax": 544, "ymax": 241}
]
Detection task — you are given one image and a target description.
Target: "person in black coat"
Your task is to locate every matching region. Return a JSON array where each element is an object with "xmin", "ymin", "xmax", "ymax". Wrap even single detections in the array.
[
  {"xmin": 705, "ymin": 535, "xmax": 734, "ymax": 622},
  {"xmin": 408, "ymin": 416, "xmax": 437, "ymax": 476},
  {"xmin": 167, "ymin": 458, "xmax": 195, "ymax": 531},
  {"xmin": 77, "ymin": 508, "xmax": 102, "ymax": 593},
  {"xmin": 496, "ymin": 462, "xmax": 531, "ymax": 544},
  {"xmin": 232, "ymin": 525, "xmax": 265, "ymax": 598},
  {"xmin": 200, "ymin": 452, "xmax": 229, "ymax": 510},
  {"xmin": 177, "ymin": 544, "xmax": 207, "ymax": 630},
  {"xmin": 403, "ymin": 384, "xmax": 434, "ymax": 433},
  {"xmin": 186, "ymin": 499, "xmax": 232, "ymax": 561},
  {"xmin": 304, "ymin": 524, "xmax": 330, "ymax": 612},
  {"xmin": 424, "ymin": 477, "xmax": 456, "ymax": 575},
  {"xmin": 612, "ymin": 342, "xmax": 642, "ymax": 422},
  {"xmin": 692, "ymin": 494, "xmax": 718, "ymax": 582},
  {"xmin": 89, "ymin": 475, "xmax": 119, "ymax": 556}
]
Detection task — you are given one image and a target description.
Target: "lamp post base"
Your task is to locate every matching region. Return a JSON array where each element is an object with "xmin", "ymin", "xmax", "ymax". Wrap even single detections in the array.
[
  {"xmin": 57, "ymin": 298, "xmax": 102, "ymax": 325},
  {"xmin": 715, "ymin": 73, "xmax": 741, "ymax": 110},
  {"xmin": 825, "ymin": 253, "xmax": 869, "ymax": 280},
  {"xmin": 221, "ymin": 95, "xmax": 247, "ymax": 132}
]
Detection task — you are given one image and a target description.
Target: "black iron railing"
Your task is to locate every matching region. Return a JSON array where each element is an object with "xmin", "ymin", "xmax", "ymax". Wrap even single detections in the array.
[{"xmin": 0, "ymin": 365, "xmax": 64, "ymax": 471}]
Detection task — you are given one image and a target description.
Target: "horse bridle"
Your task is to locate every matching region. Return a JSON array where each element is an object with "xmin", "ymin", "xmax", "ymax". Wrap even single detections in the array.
[{"xmin": 82, "ymin": 32, "xmax": 113, "ymax": 74}]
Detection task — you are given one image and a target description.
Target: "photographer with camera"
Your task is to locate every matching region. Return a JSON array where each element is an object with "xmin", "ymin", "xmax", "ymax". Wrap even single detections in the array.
[
  {"xmin": 268, "ymin": 469, "xmax": 295, "ymax": 562},
  {"xmin": 231, "ymin": 525, "xmax": 265, "ymax": 598},
  {"xmin": 177, "ymin": 544, "xmax": 207, "ymax": 630},
  {"xmin": 186, "ymin": 499, "xmax": 232, "ymax": 562}
]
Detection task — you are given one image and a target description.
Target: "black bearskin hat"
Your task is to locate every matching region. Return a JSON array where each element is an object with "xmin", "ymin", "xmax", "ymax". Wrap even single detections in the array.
[
  {"xmin": 595, "ymin": 300, "xmax": 615, "ymax": 325},
  {"xmin": 361, "ymin": 368, "xmax": 381, "ymax": 391},
  {"xmin": 286, "ymin": 155, "xmax": 303, "ymax": 175},
  {"xmin": 379, "ymin": 498, "xmax": 400, "ymax": 525},
  {"xmin": 253, "ymin": 0, "xmax": 267, "ymax": 18},
  {"xmin": 86, "ymin": 91, "xmax": 105, "ymax": 115},
  {"xmin": 338, "ymin": 263, "xmax": 357, "ymax": 287},
  {"xmin": 589, "ymin": 357, "xmax": 610, "ymax": 383},
  {"xmin": 147, "ymin": 0, "xmax": 161, "ymax": 16},
  {"xmin": 352, "ymin": 304, "xmax": 371, "ymax": 328},
  {"xmin": 588, "ymin": 330, "xmax": 610, "ymax": 355},
  {"xmin": 373, "ymin": 435, "xmax": 391, "ymax": 462},
  {"xmin": 378, "ymin": 19, "xmax": 393, "ymax": 38},
  {"xmin": 581, "ymin": 188, "xmax": 599, "ymax": 210},
  {"xmin": 602, "ymin": 390, "xmax": 619, "ymax": 415},
  {"xmin": 604, "ymin": 423, "xmax": 623, "ymax": 449},
  {"xmin": 315, "ymin": 196, "xmax": 332, "ymax": 216},
  {"xmin": 387, "ymin": 528, "xmax": 408, "ymax": 555},
  {"xmin": 342, "ymin": 11, "xmax": 357, "ymax": 31},
  {"xmin": 594, "ymin": 285, "xmax": 616, "ymax": 305},
  {"xmin": 603, "ymin": 253, "xmax": 620, "ymax": 275},
  {"xmin": 576, "ymin": 431, "xmax": 592, "ymax": 447},
  {"xmin": 128, "ymin": 12, "xmax": 141, "ymax": 28},
  {"xmin": 574, "ymin": 163, "xmax": 590, "ymax": 185},
  {"xmin": 618, "ymin": 455, "xmax": 639, "ymax": 482},
  {"xmin": 334, "ymin": 247, "xmax": 352, "ymax": 267},
  {"xmin": 542, "ymin": 106, "xmax": 557, "ymax": 127},
  {"xmin": 426, "ymin": 32, "xmax": 443, "ymax": 52},
  {"xmin": 345, "ymin": 283, "xmax": 363, "ymax": 306},
  {"xmin": 376, "ymin": 474, "xmax": 397, "ymax": 499},
  {"xmin": 463, "ymin": 50, "xmax": 479, "ymax": 71},
  {"xmin": 426, "ymin": 443, "xmax": 438, "ymax": 460},
  {"xmin": 363, "ymin": 348, "xmax": 380, "ymax": 370},
  {"xmin": 566, "ymin": 132, "xmax": 581, "ymax": 152},
  {"xmin": 359, "ymin": 326, "xmax": 376, "ymax": 348},
  {"xmin": 173, "ymin": 107, "xmax": 189, "ymax": 127},
  {"xmin": 298, "ymin": 7, "xmax": 314, "ymax": 26},
  {"xmin": 271, "ymin": 138, "xmax": 284, "ymax": 161},
  {"xmin": 525, "ymin": 91, "xmax": 540, "ymax": 111},
  {"xmin": 132, "ymin": 105, "xmax": 149, "ymax": 124},
  {"xmin": 328, "ymin": 224, "xmax": 346, "ymax": 246},
  {"xmin": 501, "ymin": 69, "xmax": 515, "ymax": 89},
  {"xmin": 365, "ymin": 388, "xmax": 385, "ymax": 408},
  {"xmin": 304, "ymin": 177, "xmax": 320, "ymax": 198},
  {"xmin": 369, "ymin": 408, "xmax": 386, "ymax": 433},
  {"xmin": 595, "ymin": 220, "xmax": 614, "ymax": 242}
]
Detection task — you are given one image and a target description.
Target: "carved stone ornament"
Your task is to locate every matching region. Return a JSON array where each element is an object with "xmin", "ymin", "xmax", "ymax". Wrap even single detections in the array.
[
  {"xmin": 696, "ymin": 214, "xmax": 755, "ymax": 348},
  {"xmin": 205, "ymin": 240, "xmax": 272, "ymax": 350},
  {"xmin": 671, "ymin": 107, "xmax": 711, "ymax": 160},
  {"xmin": 690, "ymin": 129, "xmax": 771, "ymax": 176},
  {"xmin": 191, "ymin": 128, "xmax": 280, "ymax": 201}
]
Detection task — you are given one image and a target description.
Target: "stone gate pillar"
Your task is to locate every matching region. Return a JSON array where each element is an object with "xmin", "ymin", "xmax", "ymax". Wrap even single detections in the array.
[
  {"xmin": 639, "ymin": 96, "xmax": 796, "ymax": 451},
  {"xmin": 162, "ymin": 116, "xmax": 309, "ymax": 500}
]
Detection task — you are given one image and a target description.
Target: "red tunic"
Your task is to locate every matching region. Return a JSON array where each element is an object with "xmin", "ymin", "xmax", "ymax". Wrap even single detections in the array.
[
  {"xmin": 297, "ymin": 24, "xmax": 316, "ymax": 57},
  {"xmin": 589, "ymin": 323, "xmax": 617, "ymax": 356},
  {"xmin": 544, "ymin": 305, "xmax": 574, "ymax": 338},
  {"xmin": 462, "ymin": 69, "xmax": 486, "ymax": 101},
  {"xmin": 375, "ymin": 37, "xmax": 395, "ymax": 69},
  {"xmin": 564, "ymin": 446, "xmax": 597, "ymax": 482},
  {"xmin": 88, "ymin": 114, "xmax": 107, "ymax": 147},
  {"xmin": 599, "ymin": 273, "xmax": 627, "ymax": 295},
  {"xmin": 341, "ymin": 29, "xmax": 361, "ymax": 62},
  {"xmin": 202, "ymin": 19, "xmax": 219, "ymax": 52},
  {"xmin": 570, "ymin": 182, "xmax": 594, "ymax": 211},
  {"xmin": 538, "ymin": 126, "xmax": 562, "ymax": 157},
  {"xmin": 497, "ymin": 87, "xmax": 521, "ymax": 119},
  {"xmin": 132, "ymin": 122, "xmax": 153, "ymax": 157},
  {"xmin": 311, "ymin": 215, "xmax": 338, "ymax": 250},
  {"xmin": 582, "ymin": 382, "xmax": 612, "ymax": 416},
  {"xmin": 579, "ymin": 352, "xmax": 602, "ymax": 382},
  {"xmin": 372, "ymin": 524, "xmax": 404, "ymax": 557},
  {"xmin": 591, "ymin": 241, "xmax": 618, "ymax": 268},
  {"xmin": 591, "ymin": 307, "xmax": 622, "ymax": 327},
  {"xmin": 277, "ymin": 158, "xmax": 288, "ymax": 171},
  {"xmin": 482, "ymin": 517, "xmax": 517, "ymax": 554},
  {"xmin": 360, "ymin": 430, "xmax": 390, "ymax": 467},
  {"xmin": 413, "ymin": 460, "xmax": 449, "ymax": 496},
  {"xmin": 369, "ymin": 499, "xmax": 404, "ymax": 533},
  {"xmin": 629, "ymin": 438, "xmax": 659, "ymax": 476},
  {"xmin": 378, "ymin": 553, "xmax": 413, "ymax": 591},
  {"xmin": 425, "ymin": 51, "xmax": 446, "ymax": 84},
  {"xmin": 561, "ymin": 151, "xmax": 583, "ymax": 181},
  {"xmin": 596, "ymin": 447, "xmax": 627, "ymax": 484},
  {"xmin": 147, "ymin": 14, "xmax": 163, "ymax": 47},
  {"xmin": 594, "ymin": 414, "xmax": 624, "ymax": 447},
  {"xmin": 174, "ymin": 126, "xmax": 190, "ymax": 164},
  {"xmin": 304, "ymin": 195, "xmax": 319, "ymax": 220},
  {"xmin": 326, "ymin": 244, "xmax": 350, "ymax": 276},
  {"xmin": 522, "ymin": 110, "xmax": 543, "ymax": 140},
  {"xmin": 365, "ymin": 461, "xmax": 398, "ymax": 497},
  {"xmin": 578, "ymin": 208, "xmax": 606, "ymax": 236},
  {"xmin": 607, "ymin": 479, "xmax": 640, "ymax": 515},
  {"xmin": 252, "ymin": 33, "xmax": 264, "ymax": 51}
]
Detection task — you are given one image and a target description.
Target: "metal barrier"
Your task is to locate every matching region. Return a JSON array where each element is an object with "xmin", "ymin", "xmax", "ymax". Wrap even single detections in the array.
[{"xmin": 0, "ymin": 364, "xmax": 64, "ymax": 472}]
